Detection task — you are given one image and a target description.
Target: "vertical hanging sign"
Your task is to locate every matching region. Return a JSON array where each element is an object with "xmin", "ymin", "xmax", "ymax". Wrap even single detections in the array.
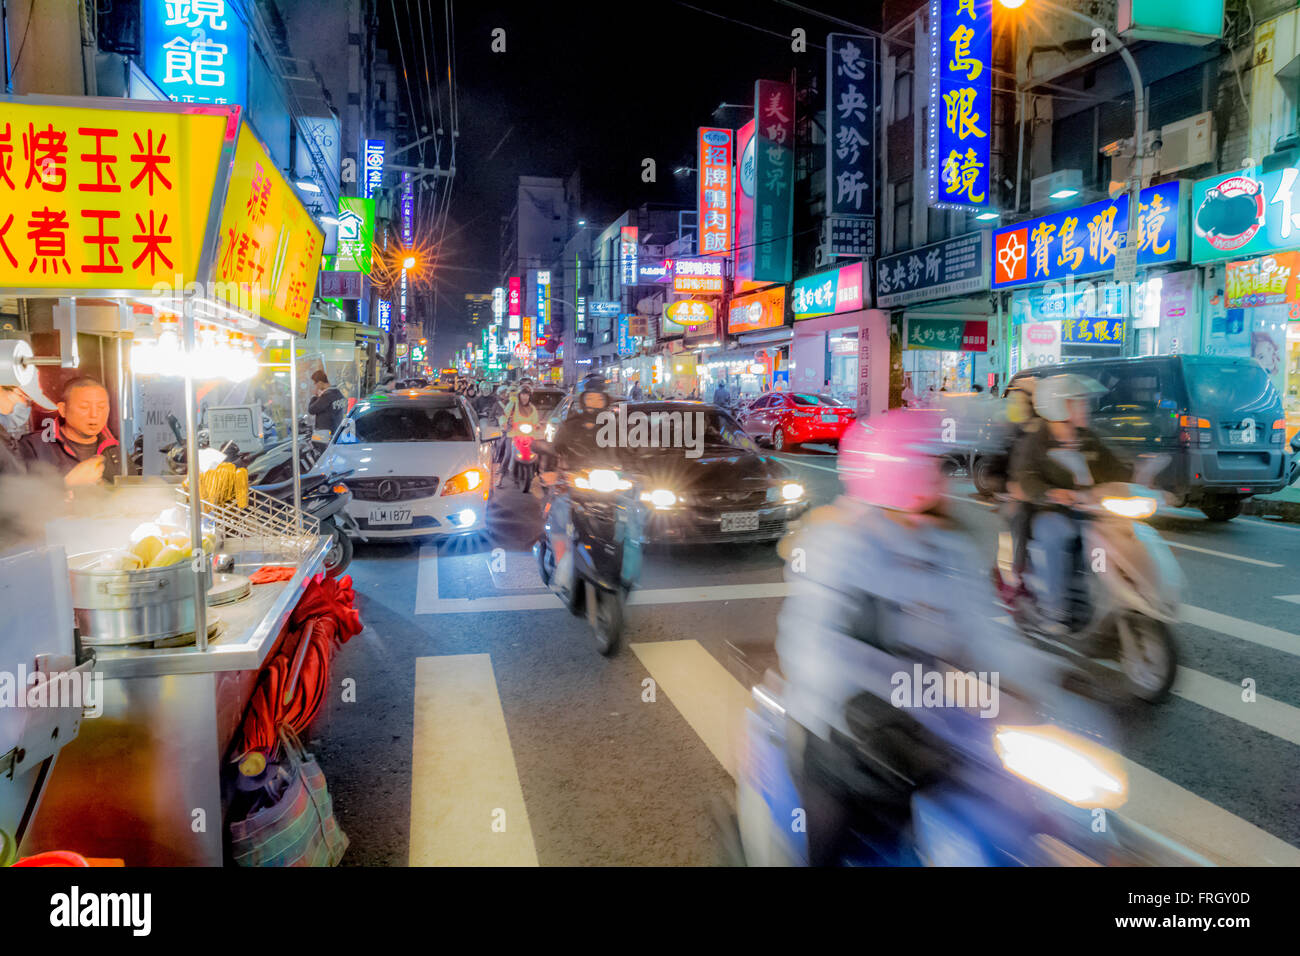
[
  {"xmin": 826, "ymin": 34, "xmax": 877, "ymax": 220},
  {"xmin": 735, "ymin": 119, "xmax": 757, "ymax": 282},
  {"xmin": 929, "ymin": 0, "xmax": 993, "ymax": 210},
  {"xmin": 697, "ymin": 128, "xmax": 734, "ymax": 254},
  {"xmin": 754, "ymin": 80, "xmax": 795, "ymax": 283}
]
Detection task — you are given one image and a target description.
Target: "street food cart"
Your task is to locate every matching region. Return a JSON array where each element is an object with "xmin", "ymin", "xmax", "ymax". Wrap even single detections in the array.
[{"xmin": 0, "ymin": 94, "xmax": 330, "ymax": 865}]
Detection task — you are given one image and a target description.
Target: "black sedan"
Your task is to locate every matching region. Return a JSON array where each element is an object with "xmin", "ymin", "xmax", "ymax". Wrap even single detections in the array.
[{"xmin": 609, "ymin": 401, "xmax": 809, "ymax": 544}]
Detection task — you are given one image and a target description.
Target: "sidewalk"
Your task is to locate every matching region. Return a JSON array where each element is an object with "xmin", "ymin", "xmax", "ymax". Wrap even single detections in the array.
[{"xmin": 1242, "ymin": 483, "xmax": 1300, "ymax": 522}]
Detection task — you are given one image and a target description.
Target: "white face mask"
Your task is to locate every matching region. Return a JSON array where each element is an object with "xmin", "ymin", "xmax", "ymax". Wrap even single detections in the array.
[{"xmin": 0, "ymin": 399, "xmax": 30, "ymax": 433}]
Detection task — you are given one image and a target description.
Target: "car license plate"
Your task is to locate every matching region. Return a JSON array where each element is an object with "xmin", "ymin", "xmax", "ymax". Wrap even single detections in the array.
[
  {"xmin": 1228, "ymin": 430, "xmax": 1251, "ymax": 444},
  {"xmin": 721, "ymin": 512, "xmax": 760, "ymax": 533},
  {"xmin": 368, "ymin": 506, "xmax": 413, "ymax": 525}
]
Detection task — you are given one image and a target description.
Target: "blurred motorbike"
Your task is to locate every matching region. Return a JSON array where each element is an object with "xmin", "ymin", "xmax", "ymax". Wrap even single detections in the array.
[
  {"xmin": 535, "ymin": 467, "xmax": 645, "ymax": 656},
  {"xmin": 992, "ymin": 453, "xmax": 1181, "ymax": 703},
  {"xmin": 505, "ymin": 422, "xmax": 537, "ymax": 494},
  {"xmin": 721, "ymin": 670, "xmax": 1210, "ymax": 867}
]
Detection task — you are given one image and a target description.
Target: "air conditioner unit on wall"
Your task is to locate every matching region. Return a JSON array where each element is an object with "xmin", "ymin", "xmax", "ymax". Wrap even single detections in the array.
[{"xmin": 1108, "ymin": 111, "xmax": 1215, "ymax": 188}]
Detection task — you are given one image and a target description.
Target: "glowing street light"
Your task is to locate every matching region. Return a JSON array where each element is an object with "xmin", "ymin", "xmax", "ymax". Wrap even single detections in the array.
[{"xmin": 403, "ymin": 256, "xmax": 416, "ymax": 270}]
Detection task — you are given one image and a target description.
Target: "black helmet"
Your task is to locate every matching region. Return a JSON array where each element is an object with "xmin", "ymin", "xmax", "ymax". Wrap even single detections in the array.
[{"xmin": 576, "ymin": 371, "xmax": 607, "ymax": 395}]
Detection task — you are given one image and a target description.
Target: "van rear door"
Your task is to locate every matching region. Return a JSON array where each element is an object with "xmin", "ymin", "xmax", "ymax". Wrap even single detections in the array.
[
  {"xmin": 1186, "ymin": 360, "xmax": 1285, "ymax": 486},
  {"xmin": 1088, "ymin": 360, "xmax": 1180, "ymax": 464}
]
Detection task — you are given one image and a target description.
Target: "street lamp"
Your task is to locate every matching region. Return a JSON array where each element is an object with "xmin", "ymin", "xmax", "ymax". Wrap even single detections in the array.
[{"xmin": 997, "ymin": 0, "xmax": 1146, "ymax": 247}]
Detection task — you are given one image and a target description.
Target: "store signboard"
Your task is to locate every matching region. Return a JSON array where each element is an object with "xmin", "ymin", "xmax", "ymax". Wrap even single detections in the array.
[
  {"xmin": 588, "ymin": 300, "xmax": 620, "ymax": 318},
  {"xmin": 0, "ymin": 100, "xmax": 231, "ymax": 291},
  {"xmin": 638, "ymin": 260, "xmax": 671, "ymax": 282},
  {"xmin": 617, "ymin": 315, "xmax": 635, "ymax": 356},
  {"xmin": 929, "ymin": 0, "xmax": 992, "ymax": 209},
  {"xmin": 1225, "ymin": 252, "xmax": 1300, "ymax": 307},
  {"xmin": 1191, "ymin": 164, "xmax": 1300, "ymax": 263},
  {"xmin": 905, "ymin": 318, "xmax": 989, "ymax": 352},
  {"xmin": 378, "ymin": 299, "xmax": 391, "ymax": 332},
  {"xmin": 1060, "ymin": 315, "xmax": 1126, "ymax": 346},
  {"xmin": 697, "ymin": 128, "xmax": 733, "ymax": 254},
  {"xmin": 825, "ymin": 216, "xmax": 875, "ymax": 258},
  {"xmin": 673, "ymin": 257, "xmax": 725, "ymax": 294},
  {"xmin": 826, "ymin": 33, "xmax": 877, "ymax": 217},
  {"xmin": 1010, "ymin": 283, "xmax": 1130, "ymax": 324},
  {"xmin": 334, "ymin": 196, "xmax": 374, "ymax": 273},
  {"xmin": 620, "ymin": 227, "xmax": 638, "ymax": 285},
  {"xmin": 363, "ymin": 139, "xmax": 384, "ymax": 199},
  {"xmin": 754, "ymin": 80, "xmax": 794, "ymax": 282},
  {"xmin": 492, "ymin": 286, "xmax": 505, "ymax": 322},
  {"xmin": 664, "ymin": 300, "xmax": 714, "ymax": 327},
  {"xmin": 993, "ymin": 181, "xmax": 1186, "ymax": 288},
  {"xmin": 735, "ymin": 119, "xmax": 756, "ymax": 281},
  {"xmin": 791, "ymin": 262, "xmax": 866, "ymax": 319},
  {"xmin": 728, "ymin": 286, "xmax": 787, "ymax": 334},
  {"xmin": 508, "ymin": 275, "xmax": 522, "ymax": 329},
  {"xmin": 1119, "ymin": 0, "xmax": 1225, "ymax": 43},
  {"xmin": 141, "ymin": 0, "xmax": 249, "ymax": 107},
  {"xmin": 319, "ymin": 270, "xmax": 362, "ymax": 298},
  {"xmin": 877, "ymin": 230, "xmax": 988, "ymax": 307},
  {"xmin": 213, "ymin": 121, "xmax": 325, "ymax": 335}
]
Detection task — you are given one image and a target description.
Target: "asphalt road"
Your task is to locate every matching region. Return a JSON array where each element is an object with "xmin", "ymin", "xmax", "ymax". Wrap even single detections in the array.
[{"xmin": 311, "ymin": 446, "xmax": 1300, "ymax": 866}]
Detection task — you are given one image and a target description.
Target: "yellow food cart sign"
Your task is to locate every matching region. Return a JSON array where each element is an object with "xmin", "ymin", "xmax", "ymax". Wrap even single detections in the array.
[
  {"xmin": 212, "ymin": 122, "xmax": 324, "ymax": 336},
  {"xmin": 0, "ymin": 98, "xmax": 231, "ymax": 291}
]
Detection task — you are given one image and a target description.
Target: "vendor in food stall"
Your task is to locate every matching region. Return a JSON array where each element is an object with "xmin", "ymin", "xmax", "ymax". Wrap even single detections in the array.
[{"xmin": 17, "ymin": 376, "xmax": 126, "ymax": 484}]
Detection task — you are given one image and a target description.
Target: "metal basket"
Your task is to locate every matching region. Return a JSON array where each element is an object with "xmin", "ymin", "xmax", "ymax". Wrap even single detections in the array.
[{"xmin": 176, "ymin": 485, "xmax": 319, "ymax": 560}]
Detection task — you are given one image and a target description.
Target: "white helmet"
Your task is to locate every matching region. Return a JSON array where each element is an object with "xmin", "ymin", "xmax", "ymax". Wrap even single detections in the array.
[{"xmin": 1032, "ymin": 373, "xmax": 1105, "ymax": 422}]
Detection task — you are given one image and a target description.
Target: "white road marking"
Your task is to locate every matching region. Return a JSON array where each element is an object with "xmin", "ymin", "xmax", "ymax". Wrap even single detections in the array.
[
  {"xmin": 1181, "ymin": 605, "xmax": 1300, "ymax": 658},
  {"xmin": 1275, "ymin": 594, "xmax": 1300, "ymax": 605},
  {"xmin": 631, "ymin": 639, "xmax": 1300, "ymax": 865},
  {"xmin": 630, "ymin": 640, "xmax": 753, "ymax": 779},
  {"xmin": 1240, "ymin": 516, "xmax": 1300, "ymax": 534},
  {"xmin": 941, "ymin": 492, "xmax": 996, "ymax": 509},
  {"xmin": 772, "ymin": 454, "xmax": 839, "ymax": 475},
  {"xmin": 1164, "ymin": 540, "xmax": 1284, "ymax": 568},
  {"xmin": 1170, "ymin": 666, "xmax": 1300, "ymax": 748},
  {"xmin": 409, "ymin": 654, "xmax": 538, "ymax": 866}
]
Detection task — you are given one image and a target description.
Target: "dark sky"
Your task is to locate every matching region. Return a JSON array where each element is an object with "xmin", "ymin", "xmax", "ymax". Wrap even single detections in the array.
[{"xmin": 378, "ymin": 0, "xmax": 884, "ymax": 365}]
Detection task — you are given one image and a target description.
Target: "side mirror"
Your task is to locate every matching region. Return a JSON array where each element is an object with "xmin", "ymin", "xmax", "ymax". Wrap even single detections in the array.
[
  {"xmin": 1290, "ymin": 434, "xmax": 1300, "ymax": 454},
  {"xmin": 482, "ymin": 422, "xmax": 503, "ymax": 442}
]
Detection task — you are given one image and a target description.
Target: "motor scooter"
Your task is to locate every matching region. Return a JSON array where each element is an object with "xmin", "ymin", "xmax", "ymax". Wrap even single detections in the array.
[
  {"xmin": 720, "ymin": 670, "xmax": 1212, "ymax": 867},
  {"xmin": 991, "ymin": 453, "xmax": 1182, "ymax": 703},
  {"xmin": 504, "ymin": 422, "xmax": 537, "ymax": 494},
  {"xmin": 534, "ymin": 467, "xmax": 646, "ymax": 656}
]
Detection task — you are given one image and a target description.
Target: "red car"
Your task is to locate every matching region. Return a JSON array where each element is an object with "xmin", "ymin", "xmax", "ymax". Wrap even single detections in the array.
[{"xmin": 737, "ymin": 391, "xmax": 856, "ymax": 451}]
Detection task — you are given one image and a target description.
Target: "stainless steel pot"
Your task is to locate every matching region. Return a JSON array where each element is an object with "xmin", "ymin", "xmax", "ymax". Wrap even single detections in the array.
[{"xmin": 68, "ymin": 550, "xmax": 209, "ymax": 646}]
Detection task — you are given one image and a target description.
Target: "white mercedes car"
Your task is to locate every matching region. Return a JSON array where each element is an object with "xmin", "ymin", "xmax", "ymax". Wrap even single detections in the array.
[{"xmin": 315, "ymin": 389, "xmax": 498, "ymax": 540}]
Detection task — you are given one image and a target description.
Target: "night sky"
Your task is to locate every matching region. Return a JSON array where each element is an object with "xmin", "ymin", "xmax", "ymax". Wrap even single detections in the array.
[{"xmin": 379, "ymin": 0, "xmax": 882, "ymax": 365}]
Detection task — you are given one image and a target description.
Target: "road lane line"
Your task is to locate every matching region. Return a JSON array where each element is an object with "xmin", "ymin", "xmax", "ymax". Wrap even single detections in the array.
[
  {"xmin": 1164, "ymin": 540, "xmax": 1283, "ymax": 567},
  {"xmin": 630, "ymin": 639, "xmax": 752, "ymax": 779},
  {"xmin": 1240, "ymin": 516, "xmax": 1300, "ymax": 534},
  {"xmin": 1118, "ymin": 758, "xmax": 1300, "ymax": 866},
  {"xmin": 415, "ymin": 545, "xmax": 441, "ymax": 613},
  {"xmin": 1181, "ymin": 605, "xmax": 1300, "ymax": 658},
  {"xmin": 1276, "ymin": 594, "xmax": 1300, "ymax": 605},
  {"xmin": 416, "ymin": 579, "xmax": 802, "ymax": 614},
  {"xmin": 409, "ymin": 654, "xmax": 538, "ymax": 866},
  {"xmin": 772, "ymin": 454, "xmax": 839, "ymax": 475},
  {"xmin": 637, "ymin": 636, "xmax": 1300, "ymax": 864},
  {"xmin": 941, "ymin": 492, "xmax": 996, "ymax": 509},
  {"xmin": 1170, "ymin": 667, "xmax": 1300, "ymax": 747}
]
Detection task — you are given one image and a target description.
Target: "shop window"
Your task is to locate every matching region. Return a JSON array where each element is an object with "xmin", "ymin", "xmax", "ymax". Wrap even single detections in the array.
[
  {"xmin": 894, "ymin": 179, "xmax": 913, "ymax": 252},
  {"xmin": 894, "ymin": 52, "xmax": 912, "ymax": 122}
]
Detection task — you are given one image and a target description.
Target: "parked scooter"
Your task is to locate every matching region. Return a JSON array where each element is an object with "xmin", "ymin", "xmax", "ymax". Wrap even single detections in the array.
[
  {"xmin": 992, "ymin": 457, "xmax": 1182, "ymax": 703},
  {"xmin": 534, "ymin": 467, "xmax": 646, "ymax": 655},
  {"xmin": 252, "ymin": 468, "xmax": 360, "ymax": 577},
  {"xmin": 722, "ymin": 670, "xmax": 1210, "ymax": 866}
]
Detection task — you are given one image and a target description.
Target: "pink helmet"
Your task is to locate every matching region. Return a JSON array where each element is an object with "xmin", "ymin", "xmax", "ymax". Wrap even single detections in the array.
[{"xmin": 838, "ymin": 408, "xmax": 946, "ymax": 512}]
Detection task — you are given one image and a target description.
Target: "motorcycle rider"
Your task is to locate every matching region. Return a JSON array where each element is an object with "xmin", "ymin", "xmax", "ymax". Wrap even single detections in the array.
[
  {"xmin": 1008, "ymin": 373, "xmax": 1131, "ymax": 635},
  {"xmin": 498, "ymin": 385, "xmax": 541, "ymax": 488},
  {"xmin": 775, "ymin": 409, "xmax": 1075, "ymax": 865},
  {"xmin": 996, "ymin": 378, "xmax": 1041, "ymax": 591}
]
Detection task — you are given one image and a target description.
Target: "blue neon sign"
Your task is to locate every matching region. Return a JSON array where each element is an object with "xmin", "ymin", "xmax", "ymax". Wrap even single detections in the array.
[
  {"xmin": 929, "ymin": 0, "xmax": 993, "ymax": 209},
  {"xmin": 141, "ymin": 1, "xmax": 248, "ymax": 107}
]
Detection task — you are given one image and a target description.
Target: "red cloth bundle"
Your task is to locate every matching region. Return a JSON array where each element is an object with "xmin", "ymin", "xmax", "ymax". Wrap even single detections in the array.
[{"xmin": 237, "ymin": 574, "xmax": 362, "ymax": 756}]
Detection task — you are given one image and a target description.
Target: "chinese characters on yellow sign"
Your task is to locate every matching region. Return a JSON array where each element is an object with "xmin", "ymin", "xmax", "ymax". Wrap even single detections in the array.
[
  {"xmin": 931, "ymin": 0, "xmax": 992, "ymax": 208},
  {"xmin": 213, "ymin": 121, "xmax": 324, "ymax": 335},
  {"xmin": 0, "ymin": 101, "xmax": 230, "ymax": 289}
]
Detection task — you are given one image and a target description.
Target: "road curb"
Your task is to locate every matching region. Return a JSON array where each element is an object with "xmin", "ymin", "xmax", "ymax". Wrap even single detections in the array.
[{"xmin": 1243, "ymin": 496, "xmax": 1300, "ymax": 523}]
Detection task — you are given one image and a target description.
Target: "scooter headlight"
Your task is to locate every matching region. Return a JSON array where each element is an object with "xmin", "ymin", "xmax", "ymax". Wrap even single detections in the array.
[
  {"xmin": 518, "ymin": 422, "xmax": 534, "ymax": 434},
  {"xmin": 1101, "ymin": 495, "xmax": 1157, "ymax": 519},
  {"xmin": 994, "ymin": 724, "xmax": 1128, "ymax": 810}
]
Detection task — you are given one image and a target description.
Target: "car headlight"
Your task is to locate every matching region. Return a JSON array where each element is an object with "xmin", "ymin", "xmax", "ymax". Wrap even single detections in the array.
[
  {"xmin": 781, "ymin": 482, "xmax": 804, "ymax": 501},
  {"xmin": 441, "ymin": 467, "xmax": 485, "ymax": 496},
  {"xmin": 993, "ymin": 725, "xmax": 1127, "ymax": 809},
  {"xmin": 1101, "ymin": 495, "xmax": 1157, "ymax": 519},
  {"xmin": 574, "ymin": 468, "xmax": 631, "ymax": 492},
  {"xmin": 639, "ymin": 488, "xmax": 677, "ymax": 509}
]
